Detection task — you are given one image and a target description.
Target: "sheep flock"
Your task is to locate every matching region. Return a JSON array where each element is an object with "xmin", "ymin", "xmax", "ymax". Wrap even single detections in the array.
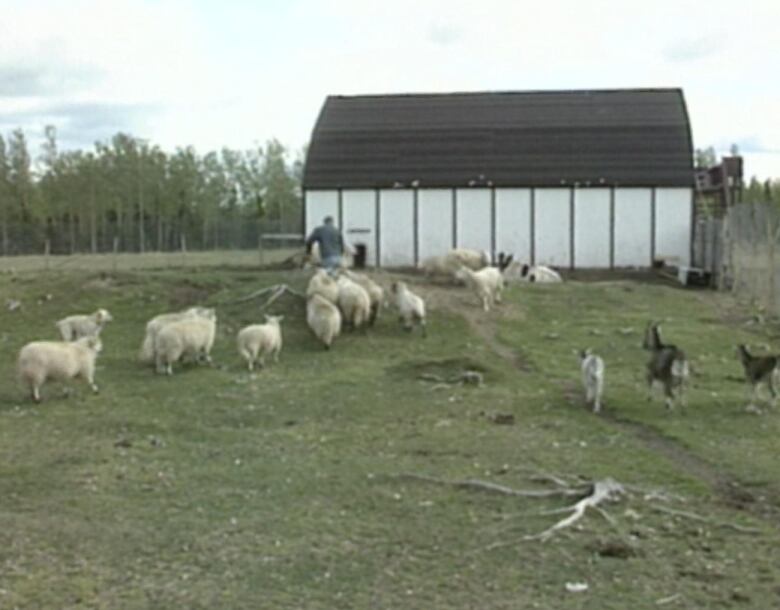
[{"xmin": 11, "ymin": 246, "xmax": 771, "ymax": 415}]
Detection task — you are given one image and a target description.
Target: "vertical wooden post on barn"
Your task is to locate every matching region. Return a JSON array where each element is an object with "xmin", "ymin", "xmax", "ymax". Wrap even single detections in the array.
[
  {"xmin": 44, "ymin": 239, "xmax": 51, "ymax": 271},
  {"xmin": 717, "ymin": 164, "xmax": 731, "ymax": 292}
]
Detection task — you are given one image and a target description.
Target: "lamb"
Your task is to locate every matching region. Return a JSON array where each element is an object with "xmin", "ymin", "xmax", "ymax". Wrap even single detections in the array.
[
  {"xmin": 55, "ymin": 308, "xmax": 113, "ymax": 341},
  {"xmin": 17, "ymin": 336, "xmax": 102, "ymax": 402},
  {"xmin": 342, "ymin": 270, "xmax": 384, "ymax": 325},
  {"xmin": 306, "ymin": 269, "xmax": 340, "ymax": 303},
  {"xmin": 307, "ymin": 293, "xmax": 342, "ymax": 349},
  {"xmin": 336, "ymin": 275, "xmax": 371, "ymax": 329},
  {"xmin": 154, "ymin": 310, "xmax": 217, "ymax": 375},
  {"xmin": 579, "ymin": 349, "xmax": 605, "ymax": 413},
  {"xmin": 736, "ymin": 344, "xmax": 780, "ymax": 404},
  {"xmin": 454, "ymin": 266, "xmax": 504, "ymax": 312},
  {"xmin": 237, "ymin": 315, "xmax": 283, "ymax": 371},
  {"xmin": 642, "ymin": 321, "xmax": 689, "ymax": 410},
  {"xmin": 390, "ymin": 281, "xmax": 427, "ymax": 336},
  {"xmin": 139, "ymin": 306, "xmax": 213, "ymax": 364},
  {"xmin": 505, "ymin": 263, "xmax": 563, "ymax": 283}
]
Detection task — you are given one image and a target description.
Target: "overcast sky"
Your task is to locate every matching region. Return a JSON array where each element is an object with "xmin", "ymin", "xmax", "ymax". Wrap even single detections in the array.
[{"xmin": 1, "ymin": 0, "xmax": 778, "ymax": 178}]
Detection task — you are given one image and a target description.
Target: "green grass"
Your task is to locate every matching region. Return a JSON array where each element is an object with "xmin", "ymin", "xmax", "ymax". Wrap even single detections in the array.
[
  {"xmin": 0, "ymin": 248, "xmax": 297, "ymax": 273},
  {"xmin": 1, "ymin": 269, "xmax": 779, "ymax": 609}
]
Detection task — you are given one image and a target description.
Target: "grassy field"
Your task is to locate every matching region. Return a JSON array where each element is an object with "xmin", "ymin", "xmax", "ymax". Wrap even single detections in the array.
[
  {"xmin": 0, "ymin": 248, "xmax": 298, "ymax": 273},
  {"xmin": 1, "ymin": 267, "xmax": 779, "ymax": 609}
]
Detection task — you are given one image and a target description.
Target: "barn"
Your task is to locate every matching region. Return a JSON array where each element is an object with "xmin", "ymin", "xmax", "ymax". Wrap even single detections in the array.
[{"xmin": 302, "ymin": 88, "xmax": 694, "ymax": 269}]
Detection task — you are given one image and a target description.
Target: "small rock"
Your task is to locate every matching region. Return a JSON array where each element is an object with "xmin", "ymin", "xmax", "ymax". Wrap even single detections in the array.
[{"xmin": 565, "ymin": 582, "xmax": 588, "ymax": 593}]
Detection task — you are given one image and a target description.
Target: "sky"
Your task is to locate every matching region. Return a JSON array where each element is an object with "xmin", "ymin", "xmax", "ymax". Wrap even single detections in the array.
[{"xmin": 0, "ymin": 0, "xmax": 778, "ymax": 178}]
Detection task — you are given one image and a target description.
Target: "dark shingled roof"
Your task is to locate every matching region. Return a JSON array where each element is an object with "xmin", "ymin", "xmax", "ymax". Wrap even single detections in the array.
[{"xmin": 303, "ymin": 88, "xmax": 694, "ymax": 189}]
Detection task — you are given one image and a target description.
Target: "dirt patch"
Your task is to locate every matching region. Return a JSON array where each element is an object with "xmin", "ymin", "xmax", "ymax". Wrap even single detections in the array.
[
  {"xmin": 387, "ymin": 357, "xmax": 493, "ymax": 383},
  {"xmin": 168, "ymin": 280, "xmax": 215, "ymax": 309}
]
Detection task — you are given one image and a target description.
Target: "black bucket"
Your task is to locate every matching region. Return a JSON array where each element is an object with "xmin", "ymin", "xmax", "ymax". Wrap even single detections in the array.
[{"xmin": 353, "ymin": 243, "xmax": 367, "ymax": 269}]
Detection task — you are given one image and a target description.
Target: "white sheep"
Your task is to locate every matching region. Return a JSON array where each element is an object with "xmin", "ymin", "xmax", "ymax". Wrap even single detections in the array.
[
  {"xmin": 419, "ymin": 254, "xmax": 462, "ymax": 279},
  {"xmin": 454, "ymin": 266, "xmax": 504, "ymax": 311},
  {"xmin": 390, "ymin": 281, "xmax": 427, "ymax": 336},
  {"xmin": 418, "ymin": 248, "xmax": 489, "ymax": 280},
  {"xmin": 336, "ymin": 275, "xmax": 371, "ymax": 329},
  {"xmin": 139, "ymin": 306, "xmax": 213, "ymax": 364},
  {"xmin": 450, "ymin": 248, "xmax": 490, "ymax": 270},
  {"xmin": 342, "ymin": 270, "xmax": 384, "ymax": 325},
  {"xmin": 306, "ymin": 269, "xmax": 340, "ymax": 303},
  {"xmin": 236, "ymin": 315, "xmax": 283, "ymax": 371},
  {"xmin": 579, "ymin": 349, "xmax": 605, "ymax": 413},
  {"xmin": 154, "ymin": 310, "xmax": 217, "ymax": 375},
  {"xmin": 17, "ymin": 336, "xmax": 102, "ymax": 402},
  {"xmin": 55, "ymin": 308, "xmax": 113, "ymax": 341},
  {"xmin": 307, "ymin": 294, "xmax": 342, "ymax": 349},
  {"xmin": 506, "ymin": 263, "xmax": 562, "ymax": 283}
]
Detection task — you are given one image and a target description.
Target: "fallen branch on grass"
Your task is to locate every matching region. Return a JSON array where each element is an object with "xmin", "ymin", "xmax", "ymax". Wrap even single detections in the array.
[
  {"xmin": 233, "ymin": 284, "xmax": 306, "ymax": 308},
  {"xmin": 523, "ymin": 478, "xmax": 625, "ymax": 541},
  {"xmin": 651, "ymin": 505, "xmax": 762, "ymax": 535},
  {"xmin": 397, "ymin": 472, "xmax": 763, "ymax": 544},
  {"xmin": 397, "ymin": 473, "xmax": 587, "ymax": 498}
]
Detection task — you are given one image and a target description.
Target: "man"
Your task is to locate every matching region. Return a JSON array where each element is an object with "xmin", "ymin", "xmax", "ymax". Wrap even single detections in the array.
[{"xmin": 305, "ymin": 216, "xmax": 344, "ymax": 272}]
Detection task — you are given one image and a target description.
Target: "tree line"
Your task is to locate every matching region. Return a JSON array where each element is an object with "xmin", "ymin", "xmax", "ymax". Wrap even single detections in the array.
[{"xmin": 0, "ymin": 127, "xmax": 304, "ymax": 255}]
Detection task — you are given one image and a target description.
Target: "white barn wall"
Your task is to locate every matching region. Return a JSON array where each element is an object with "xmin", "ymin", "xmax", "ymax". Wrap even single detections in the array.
[
  {"xmin": 574, "ymin": 188, "xmax": 611, "ymax": 268},
  {"xmin": 495, "ymin": 188, "xmax": 531, "ymax": 262},
  {"xmin": 418, "ymin": 189, "xmax": 454, "ymax": 260},
  {"xmin": 341, "ymin": 190, "xmax": 377, "ymax": 266},
  {"xmin": 534, "ymin": 188, "xmax": 570, "ymax": 267},
  {"xmin": 456, "ymin": 188, "xmax": 491, "ymax": 253},
  {"xmin": 305, "ymin": 190, "xmax": 339, "ymax": 236},
  {"xmin": 379, "ymin": 189, "xmax": 415, "ymax": 266},
  {"xmin": 655, "ymin": 188, "xmax": 692, "ymax": 266},
  {"xmin": 614, "ymin": 188, "xmax": 652, "ymax": 266}
]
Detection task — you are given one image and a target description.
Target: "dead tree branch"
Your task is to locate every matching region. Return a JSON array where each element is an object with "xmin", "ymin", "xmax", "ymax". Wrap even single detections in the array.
[
  {"xmin": 523, "ymin": 478, "xmax": 625, "ymax": 541},
  {"xmin": 232, "ymin": 284, "xmax": 306, "ymax": 307},
  {"xmin": 397, "ymin": 473, "xmax": 587, "ymax": 498},
  {"xmin": 651, "ymin": 505, "xmax": 762, "ymax": 534}
]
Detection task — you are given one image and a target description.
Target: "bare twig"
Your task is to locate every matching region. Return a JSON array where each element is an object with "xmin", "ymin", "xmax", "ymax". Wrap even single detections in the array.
[
  {"xmin": 233, "ymin": 284, "xmax": 306, "ymax": 307},
  {"xmin": 233, "ymin": 285, "xmax": 281, "ymax": 304},
  {"xmin": 651, "ymin": 505, "xmax": 761, "ymax": 534},
  {"xmin": 397, "ymin": 473, "xmax": 587, "ymax": 498}
]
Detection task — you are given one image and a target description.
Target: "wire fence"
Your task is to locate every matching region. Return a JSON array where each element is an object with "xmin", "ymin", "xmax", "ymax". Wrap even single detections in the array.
[{"xmin": 0, "ymin": 220, "xmax": 304, "ymax": 273}]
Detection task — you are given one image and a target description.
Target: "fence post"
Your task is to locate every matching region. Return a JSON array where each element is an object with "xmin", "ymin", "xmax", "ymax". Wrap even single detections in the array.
[{"xmin": 112, "ymin": 236, "xmax": 119, "ymax": 273}]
